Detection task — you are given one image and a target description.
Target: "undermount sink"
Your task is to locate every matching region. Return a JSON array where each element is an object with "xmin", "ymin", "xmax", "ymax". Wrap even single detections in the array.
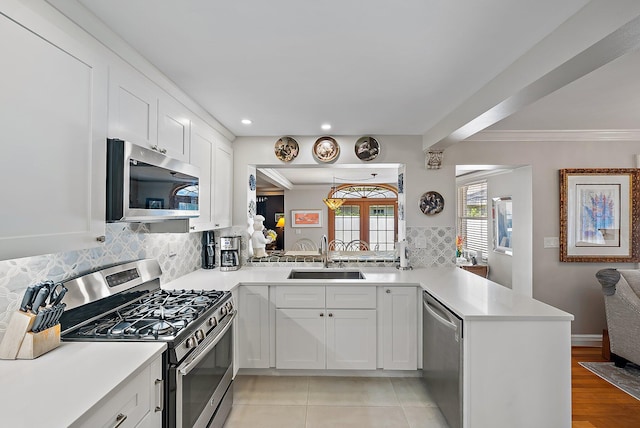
[{"xmin": 287, "ymin": 270, "xmax": 365, "ymax": 280}]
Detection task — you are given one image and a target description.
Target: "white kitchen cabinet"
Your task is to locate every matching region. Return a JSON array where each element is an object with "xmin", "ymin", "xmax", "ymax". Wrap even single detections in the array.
[
  {"xmin": 380, "ymin": 286, "xmax": 418, "ymax": 370},
  {"xmin": 157, "ymin": 93, "xmax": 191, "ymax": 161},
  {"xmin": 0, "ymin": 8, "xmax": 107, "ymax": 261},
  {"xmin": 108, "ymin": 65, "xmax": 158, "ymax": 148},
  {"xmin": 71, "ymin": 354, "xmax": 163, "ymax": 428},
  {"xmin": 275, "ymin": 286, "xmax": 377, "ymax": 370},
  {"xmin": 326, "ymin": 309, "xmax": 376, "ymax": 370},
  {"xmin": 213, "ymin": 140, "xmax": 233, "ymax": 228},
  {"xmin": 187, "ymin": 120, "xmax": 216, "ymax": 232},
  {"xmin": 238, "ymin": 286, "xmax": 271, "ymax": 369},
  {"xmin": 276, "ymin": 308, "xmax": 326, "ymax": 369}
]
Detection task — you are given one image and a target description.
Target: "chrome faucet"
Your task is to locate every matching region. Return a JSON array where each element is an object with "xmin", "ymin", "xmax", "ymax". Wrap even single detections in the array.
[{"xmin": 320, "ymin": 234, "xmax": 330, "ymax": 268}]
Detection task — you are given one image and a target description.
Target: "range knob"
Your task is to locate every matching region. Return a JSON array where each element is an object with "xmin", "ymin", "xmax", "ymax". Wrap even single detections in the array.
[
  {"xmin": 195, "ymin": 329, "xmax": 205, "ymax": 342},
  {"xmin": 207, "ymin": 316, "xmax": 218, "ymax": 327},
  {"xmin": 226, "ymin": 301, "xmax": 233, "ymax": 311},
  {"xmin": 185, "ymin": 336, "xmax": 197, "ymax": 349},
  {"xmin": 220, "ymin": 306, "xmax": 227, "ymax": 316}
]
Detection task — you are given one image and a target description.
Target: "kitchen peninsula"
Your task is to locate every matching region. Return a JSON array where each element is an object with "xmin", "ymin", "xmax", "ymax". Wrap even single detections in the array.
[{"xmin": 165, "ymin": 265, "xmax": 573, "ymax": 428}]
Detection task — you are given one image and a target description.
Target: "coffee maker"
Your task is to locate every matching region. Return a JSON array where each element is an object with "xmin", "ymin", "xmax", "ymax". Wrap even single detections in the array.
[
  {"xmin": 202, "ymin": 231, "xmax": 216, "ymax": 269},
  {"xmin": 219, "ymin": 236, "xmax": 240, "ymax": 271}
]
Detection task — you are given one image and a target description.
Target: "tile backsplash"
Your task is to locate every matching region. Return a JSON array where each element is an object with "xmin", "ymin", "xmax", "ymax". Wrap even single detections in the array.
[
  {"xmin": 0, "ymin": 223, "xmax": 202, "ymax": 337},
  {"xmin": 406, "ymin": 226, "xmax": 456, "ymax": 268}
]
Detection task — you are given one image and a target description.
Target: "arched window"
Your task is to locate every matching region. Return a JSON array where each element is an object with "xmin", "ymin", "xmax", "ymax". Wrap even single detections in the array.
[
  {"xmin": 328, "ymin": 184, "xmax": 398, "ymax": 251},
  {"xmin": 173, "ymin": 184, "xmax": 199, "ymax": 211}
]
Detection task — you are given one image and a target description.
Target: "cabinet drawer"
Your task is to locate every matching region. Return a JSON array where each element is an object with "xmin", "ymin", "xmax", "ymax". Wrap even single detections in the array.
[
  {"xmin": 276, "ymin": 286, "xmax": 325, "ymax": 308},
  {"xmin": 326, "ymin": 286, "xmax": 376, "ymax": 309},
  {"xmin": 71, "ymin": 363, "xmax": 153, "ymax": 428}
]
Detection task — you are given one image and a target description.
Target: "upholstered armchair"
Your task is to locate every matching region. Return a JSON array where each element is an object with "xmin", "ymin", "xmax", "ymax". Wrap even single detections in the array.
[{"xmin": 596, "ymin": 269, "xmax": 640, "ymax": 367}]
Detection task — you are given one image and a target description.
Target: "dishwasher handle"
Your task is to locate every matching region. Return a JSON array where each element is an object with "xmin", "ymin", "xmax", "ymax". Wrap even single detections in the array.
[{"xmin": 423, "ymin": 298, "xmax": 460, "ymax": 341}]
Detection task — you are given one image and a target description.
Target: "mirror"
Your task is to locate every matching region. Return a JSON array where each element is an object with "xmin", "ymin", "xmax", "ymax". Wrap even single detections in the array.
[{"xmin": 255, "ymin": 163, "xmax": 402, "ymax": 253}]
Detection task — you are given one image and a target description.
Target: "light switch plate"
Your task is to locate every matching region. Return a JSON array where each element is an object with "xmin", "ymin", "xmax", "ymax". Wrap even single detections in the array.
[{"xmin": 543, "ymin": 237, "xmax": 559, "ymax": 248}]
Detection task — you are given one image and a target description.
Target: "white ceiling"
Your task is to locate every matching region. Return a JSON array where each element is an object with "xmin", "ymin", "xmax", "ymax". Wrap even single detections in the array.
[
  {"xmin": 60, "ymin": 1, "xmax": 640, "ymax": 185},
  {"xmin": 70, "ymin": 0, "xmax": 640, "ymax": 138}
]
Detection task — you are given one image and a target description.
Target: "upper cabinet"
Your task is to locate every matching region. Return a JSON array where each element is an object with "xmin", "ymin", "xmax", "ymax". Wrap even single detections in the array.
[
  {"xmin": 108, "ymin": 68, "xmax": 191, "ymax": 162},
  {"xmin": 0, "ymin": 7, "xmax": 107, "ymax": 261},
  {"xmin": 213, "ymin": 140, "xmax": 233, "ymax": 229},
  {"xmin": 108, "ymin": 66, "xmax": 158, "ymax": 148},
  {"xmin": 157, "ymin": 93, "xmax": 191, "ymax": 162}
]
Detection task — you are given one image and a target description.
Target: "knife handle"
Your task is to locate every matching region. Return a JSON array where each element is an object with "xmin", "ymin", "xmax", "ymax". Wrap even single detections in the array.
[
  {"xmin": 19, "ymin": 286, "xmax": 36, "ymax": 312},
  {"xmin": 51, "ymin": 286, "xmax": 67, "ymax": 306},
  {"xmin": 31, "ymin": 311, "xmax": 44, "ymax": 332},
  {"xmin": 31, "ymin": 287, "xmax": 50, "ymax": 315}
]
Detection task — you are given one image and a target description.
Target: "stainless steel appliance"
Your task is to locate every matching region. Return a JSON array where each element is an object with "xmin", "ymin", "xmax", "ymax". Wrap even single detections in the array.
[
  {"xmin": 203, "ymin": 231, "xmax": 216, "ymax": 269},
  {"xmin": 219, "ymin": 236, "xmax": 240, "ymax": 271},
  {"xmin": 59, "ymin": 259, "xmax": 235, "ymax": 428},
  {"xmin": 107, "ymin": 138, "xmax": 200, "ymax": 222},
  {"xmin": 423, "ymin": 291, "xmax": 463, "ymax": 428}
]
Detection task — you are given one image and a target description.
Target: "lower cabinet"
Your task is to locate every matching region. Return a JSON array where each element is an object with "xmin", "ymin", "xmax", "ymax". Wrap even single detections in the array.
[
  {"xmin": 238, "ymin": 285, "xmax": 271, "ymax": 368},
  {"xmin": 381, "ymin": 286, "xmax": 418, "ymax": 370},
  {"xmin": 236, "ymin": 285, "xmax": 419, "ymax": 372},
  {"xmin": 71, "ymin": 354, "xmax": 163, "ymax": 427},
  {"xmin": 275, "ymin": 286, "xmax": 377, "ymax": 370}
]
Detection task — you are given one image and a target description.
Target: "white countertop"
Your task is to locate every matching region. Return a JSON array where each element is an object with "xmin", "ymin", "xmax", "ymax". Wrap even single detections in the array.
[
  {"xmin": 163, "ymin": 266, "xmax": 574, "ymax": 321},
  {"xmin": 0, "ymin": 341, "xmax": 165, "ymax": 427}
]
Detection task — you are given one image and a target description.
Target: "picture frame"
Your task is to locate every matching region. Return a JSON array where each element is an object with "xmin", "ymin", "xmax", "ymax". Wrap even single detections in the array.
[
  {"xmin": 560, "ymin": 168, "xmax": 640, "ymax": 262},
  {"xmin": 145, "ymin": 198, "xmax": 164, "ymax": 209},
  {"xmin": 275, "ymin": 212, "xmax": 285, "ymax": 223},
  {"xmin": 492, "ymin": 196, "xmax": 512, "ymax": 255},
  {"xmin": 291, "ymin": 209, "xmax": 322, "ymax": 228}
]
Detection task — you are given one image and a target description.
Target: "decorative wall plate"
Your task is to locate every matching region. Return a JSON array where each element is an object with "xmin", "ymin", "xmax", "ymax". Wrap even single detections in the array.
[
  {"xmin": 249, "ymin": 174, "xmax": 256, "ymax": 191},
  {"xmin": 419, "ymin": 191, "xmax": 444, "ymax": 215},
  {"xmin": 355, "ymin": 136, "xmax": 380, "ymax": 161},
  {"xmin": 312, "ymin": 136, "xmax": 340, "ymax": 163},
  {"xmin": 248, "ymin": 200, "xmax": 256, "ymax": 218},
  {"xmin": 274, "ymin": 136, "xmax": 299, "ymax": 162}
]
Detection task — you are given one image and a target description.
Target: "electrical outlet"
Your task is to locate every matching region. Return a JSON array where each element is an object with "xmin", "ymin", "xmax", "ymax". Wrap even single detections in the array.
[
  {"xmin": 168, "ymin": 242, "xmax": 177, "ymax": 257},
  {"xmin": 543, "ymin": 237, "xmax": 559, "ymax": 248}
]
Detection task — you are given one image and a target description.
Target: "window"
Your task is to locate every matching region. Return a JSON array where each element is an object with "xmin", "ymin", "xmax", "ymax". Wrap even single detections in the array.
[
  {"xmin": 457, "ymin": 181, "xmax": 488, "ymax": 260},
  {"xmin": 328, "ymin": 184, "xmax": 397, "ymax": 250}
]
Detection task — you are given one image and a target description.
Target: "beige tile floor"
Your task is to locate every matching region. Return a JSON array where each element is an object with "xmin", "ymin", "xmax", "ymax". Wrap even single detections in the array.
[{"xmin": 224, "ymin": 375, "xmax": 450, "ymax": 428}]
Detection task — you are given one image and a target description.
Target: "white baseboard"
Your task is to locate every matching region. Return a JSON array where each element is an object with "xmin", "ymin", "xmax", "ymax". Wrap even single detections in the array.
[{"xmin": 572, "ymin": 334, "xmax": 602, "ymax": 347}]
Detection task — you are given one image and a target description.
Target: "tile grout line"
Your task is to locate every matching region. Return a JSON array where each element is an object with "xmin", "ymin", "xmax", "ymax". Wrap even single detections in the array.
[{"xmin": 390, "ymin": 378, "xmax": 413, "ymax": 428}]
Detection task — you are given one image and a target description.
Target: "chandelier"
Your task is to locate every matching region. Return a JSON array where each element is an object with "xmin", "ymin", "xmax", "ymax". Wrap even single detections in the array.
[{"xmin": 323, "ymin": 177, "xmax": 346, "ymax": 210}]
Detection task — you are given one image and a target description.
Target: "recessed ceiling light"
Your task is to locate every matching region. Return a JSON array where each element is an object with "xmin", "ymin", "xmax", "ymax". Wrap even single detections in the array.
[
  {"xmin": 241, "ymin": 119, "xmax": 252, "ymax": 125},
  {"xmin": 321, "ymin": 123, "xmax": 331, "ymax": 131}
]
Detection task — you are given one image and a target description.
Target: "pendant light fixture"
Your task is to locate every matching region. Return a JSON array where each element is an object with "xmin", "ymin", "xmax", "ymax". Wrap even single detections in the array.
[{"xmin": 323, "ymin": 176, "xmax": 346, "ymax": 210}]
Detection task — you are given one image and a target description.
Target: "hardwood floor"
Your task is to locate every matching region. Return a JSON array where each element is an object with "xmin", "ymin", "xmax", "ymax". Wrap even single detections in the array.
[{"xmin": 572, "ymin": 347, "xmax": 640, "ymax": 428}]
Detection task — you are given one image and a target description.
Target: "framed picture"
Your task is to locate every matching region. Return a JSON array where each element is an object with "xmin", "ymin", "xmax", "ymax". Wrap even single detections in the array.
[
  {"xmin": 275, "ymin": 212, "xmax": 285, "ymax": 223},
  {"xmin": 560, "ymin": 168, "xmax": 640, "ymax": 262},
  {"xmin": 146, "ymin": 198, "xmax": 164, "ymax": 209},
  {"xmin": 493, "ymin": 196, "xmax": 512, "ymax": 255},
  {"xmin": 291, "ymin": 209, "xmax": 322, "ymax": 228}
]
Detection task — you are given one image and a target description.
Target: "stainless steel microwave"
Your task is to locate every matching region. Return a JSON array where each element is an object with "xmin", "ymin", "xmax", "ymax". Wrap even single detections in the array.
[{"xmin": 106, "ymin": 139, "xmax": 200, "ymax": 222}]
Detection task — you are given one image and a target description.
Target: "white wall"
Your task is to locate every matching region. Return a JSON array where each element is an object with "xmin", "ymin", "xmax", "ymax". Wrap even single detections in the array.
[
  {"xmin": 486, "ymin": 172, "xmax": 514, "ymax": 288},
  {"xmin": 446, "ymin": 138, "xmax": 639, "ymax": 335},
  {"xmin": 284, "ymin": 186, "xmax": 327, "ymax": 250},
  {"xmin": 232, "ymin": 135, "xmax": 456, "ymax": 231}
]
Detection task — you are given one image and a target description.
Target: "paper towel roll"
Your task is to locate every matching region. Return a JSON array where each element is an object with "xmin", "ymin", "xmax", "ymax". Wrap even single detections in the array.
[{"xmin": 399, "ymin": 240, "xmax": 408, "ymax": 268}]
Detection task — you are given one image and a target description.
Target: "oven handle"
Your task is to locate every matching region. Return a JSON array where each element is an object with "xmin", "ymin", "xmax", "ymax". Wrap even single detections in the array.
[{"xmin": 178, "ymin": 310, "xmax": 236, "ymax": 376}]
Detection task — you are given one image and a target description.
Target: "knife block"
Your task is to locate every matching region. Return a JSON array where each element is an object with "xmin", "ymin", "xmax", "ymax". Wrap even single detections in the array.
[{"xmin": 0, "ymin": 311, "xmax": 60, "ymax": 360}]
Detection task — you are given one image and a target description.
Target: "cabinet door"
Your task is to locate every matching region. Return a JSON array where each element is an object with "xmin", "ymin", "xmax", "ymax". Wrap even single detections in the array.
[
  {"xmin": 213, "ymin": 141, "xmax": 233, "ymax": 228},
  {"xmin": 157, "ymin": 94, "xmax": 190, "ymax": 161},
  {"xmin": 326, "ymin": 309, "xmax": 376, "ymax": 370},
  {"xmin": 381, "ymin": 287, "xmax": 418, "ymax": 370},
  {"xmin": 0, "ymin": 12, "xmax": 107, "ymax": 261},
  {"xmin": 276, "ymin": 308, "xmax": 325, "ymax": 369},
  {"xmin": 108, "ymin": 66, "xmax": 158, "ymax": 148},
  {"xmin": 238, "ymin": 286, "xmax": 270, "ymax": 369},
  {"xmin": 188, "ymin": 121, "xmax": 215, "ymax": 232}
]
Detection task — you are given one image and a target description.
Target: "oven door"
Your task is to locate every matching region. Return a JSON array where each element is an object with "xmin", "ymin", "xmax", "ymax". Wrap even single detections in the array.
[{"xmin": 175, "ymin": 311, "xmax": 235, "ymax": 428}]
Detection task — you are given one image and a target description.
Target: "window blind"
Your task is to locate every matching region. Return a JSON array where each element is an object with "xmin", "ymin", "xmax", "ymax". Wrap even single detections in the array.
[{"xmin": 457, "ymin": 181, "xmax": 488, "ymax": 260}]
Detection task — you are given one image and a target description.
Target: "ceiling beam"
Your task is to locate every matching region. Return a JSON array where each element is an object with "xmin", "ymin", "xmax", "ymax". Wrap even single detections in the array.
[{"xmin": 423, "ymin": 0, "xmax": 640, "ymax": 152}]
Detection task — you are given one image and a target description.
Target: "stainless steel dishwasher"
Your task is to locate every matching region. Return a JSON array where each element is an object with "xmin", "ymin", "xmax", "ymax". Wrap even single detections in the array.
[{"xmin": 423, "ymin": 291, "xmax": 463, "ymax": 428}]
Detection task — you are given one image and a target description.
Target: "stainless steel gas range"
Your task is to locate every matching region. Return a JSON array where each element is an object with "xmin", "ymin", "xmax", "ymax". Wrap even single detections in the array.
[{"xmin": 59, "ymin": 259, "xmax": 235, "ymax": 428}]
